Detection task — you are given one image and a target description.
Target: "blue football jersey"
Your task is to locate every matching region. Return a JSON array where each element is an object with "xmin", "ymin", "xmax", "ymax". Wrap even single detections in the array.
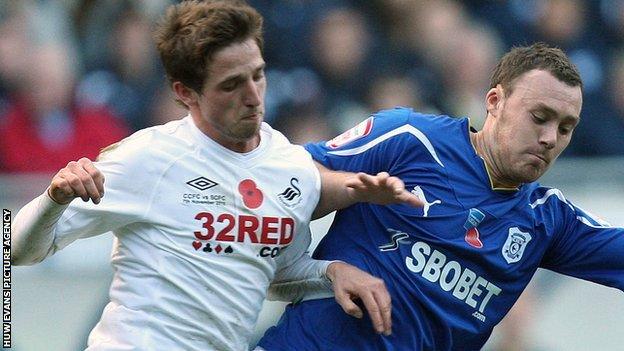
[{"xmin": 258, "ymin": 107, "xmax": 624, "ymax": 350}]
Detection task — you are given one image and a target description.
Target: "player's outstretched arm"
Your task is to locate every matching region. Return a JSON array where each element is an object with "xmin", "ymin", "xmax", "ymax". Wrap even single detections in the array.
[
  {"xmin": 12, "ymin": 158, "xmax": 105, "ymax": 265},
  {"xmin": 326, "ymin": 261, "xmax": 392, "ymax": 336},
  {"xmin": 313, "ymin": 162, "xmax": 423, "ymax": 219}
]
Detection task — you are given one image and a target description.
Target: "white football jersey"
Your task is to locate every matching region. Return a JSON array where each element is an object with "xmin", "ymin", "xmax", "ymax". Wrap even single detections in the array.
[{"xmin": 29, "ymin": 117, "xmax": 324, "ymax": 350}]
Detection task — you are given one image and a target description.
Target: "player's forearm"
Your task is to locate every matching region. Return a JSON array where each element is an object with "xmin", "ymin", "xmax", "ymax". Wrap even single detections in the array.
[
  {"xmin": 11, "ymin": 191, "xmax": 69, "ymax": 265},
  {"xmin": 268, "ymin": 254, "xmax": 335, "ymax": 302},
  {"xmin": 273, "ymin": 255, "xmax": 334, "ymax": 283},
  {"xmin": 313, "ymin": 164, "xmax": 356, "ymax": 219}
]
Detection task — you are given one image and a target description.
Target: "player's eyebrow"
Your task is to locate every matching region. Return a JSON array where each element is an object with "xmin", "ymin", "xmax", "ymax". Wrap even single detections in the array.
[
  {"xmin": 533, "ymin": 102, "xmax": 579, "ymax": 123},
  {"xmin": 220, "ymin": 62, "xmax": 266, "ymax": 85}
]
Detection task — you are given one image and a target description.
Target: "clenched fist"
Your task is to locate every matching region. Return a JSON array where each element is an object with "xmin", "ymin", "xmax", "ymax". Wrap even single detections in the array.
[{"xmin": 48, "ymin": 158, "xmax": 105, "ymax": 205}]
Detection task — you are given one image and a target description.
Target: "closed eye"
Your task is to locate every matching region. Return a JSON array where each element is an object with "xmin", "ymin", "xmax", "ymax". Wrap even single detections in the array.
[
  {"xmin": 253, "ymin": 69, "xmax": 265, "ymax": 82},
  {"xmin": 531, "ymin": 113, "xmax": 546, "ymax": 124},
  {"xmin": 220, "ymin": 80, "xmax": 239, "ymax": 92},
  {"xmin": 559, "ymin": 125, "xmax": 574, "ymax": 136}
]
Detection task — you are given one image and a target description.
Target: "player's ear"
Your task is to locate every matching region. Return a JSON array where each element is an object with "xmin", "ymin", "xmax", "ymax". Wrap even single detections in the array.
[
  {"xmin": 485, "ymin": 84, "xmax": 504, "ymax": 118},
  {"xmin": 172, "ymin": 81, "xmax": 199, "ymax": 108}
]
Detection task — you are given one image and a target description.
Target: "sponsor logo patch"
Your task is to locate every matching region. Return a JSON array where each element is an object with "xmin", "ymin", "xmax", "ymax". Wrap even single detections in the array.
[
  {"xmin": 463, "ymin": 208, "xmax": 485, "ymax": 249},
  {"xmin": 326, "ymin": 117, "xmax": 374, "ymax": 149},
  {"xmin": 405, "ymin": 240, "xmax": 501, "ymax": 321}
]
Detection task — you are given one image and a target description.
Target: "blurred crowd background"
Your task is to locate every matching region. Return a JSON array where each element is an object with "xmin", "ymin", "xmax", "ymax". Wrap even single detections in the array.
[
  {"xmin": 1, "ymin": 0, "xmax": 624, "ymax": 174},
  {"xmin": 1, "ymin": 1, "xmax": 623, "ymax": 350}
]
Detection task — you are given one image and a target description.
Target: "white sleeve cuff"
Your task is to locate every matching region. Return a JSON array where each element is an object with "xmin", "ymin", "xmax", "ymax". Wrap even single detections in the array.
[{"xmin": 11, "ymin": 191, "xmax": 71, "ymax": 265}]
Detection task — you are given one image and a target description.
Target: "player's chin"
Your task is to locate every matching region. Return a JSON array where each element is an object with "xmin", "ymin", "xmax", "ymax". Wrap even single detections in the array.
[
  {"xmin": 234, "ymin": 122, "xmax": 261, "ymax": 140},
  {"xmin": 518, "ymin": 164, "xmax": 547, "ymax": 183}
]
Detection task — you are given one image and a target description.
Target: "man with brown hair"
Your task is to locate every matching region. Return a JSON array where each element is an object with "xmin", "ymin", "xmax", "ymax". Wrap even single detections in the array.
[
  {"xmin": 258, "ymin": 42, "xmax": 624, "ymax": 350},
  {"xmin": 10, "ymin": 1, "xmax": 421, "ymax": 349}
]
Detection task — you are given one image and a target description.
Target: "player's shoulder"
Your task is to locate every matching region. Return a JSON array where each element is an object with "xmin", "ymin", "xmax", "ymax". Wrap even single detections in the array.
[
  {"xmin": 98, "ymin": 116, "xmax": 194, "ymax": 165},
  {"xmin": 527, "ymin": 184, "xmax": 613, "ymax": 230},
  {"xmin": 311, "ymin": 107, "xmax": 466, "ymax": 157},
  {"xmin": 526, "ymin": 184, "xmax": 576, "ymax": 219},
  {"xmin": 371, "ymin": 107, "xmax": 467, "ymax": 139},
  {"xmin": 353, "ymin": 108, "xmax": 467, "ymax": 156},
  {"xmin": 263, "ymin": 123, "xmax": 314, "ymax": 164}
]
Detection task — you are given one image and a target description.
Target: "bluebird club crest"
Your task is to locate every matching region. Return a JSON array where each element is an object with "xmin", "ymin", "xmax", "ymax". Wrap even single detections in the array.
[{"xmin": 502, "ymin": 227, "xmax": 532, "ymax": 264}]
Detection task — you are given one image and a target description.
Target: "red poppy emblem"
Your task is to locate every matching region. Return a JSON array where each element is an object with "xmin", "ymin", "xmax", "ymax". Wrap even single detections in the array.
[
  {"xmin": 238, "ymin": 179, "xmax": 263, "ymax": 209},
  {"xmin": 465, "ymin": 227, "xmax": 483, "ymax": 248}
]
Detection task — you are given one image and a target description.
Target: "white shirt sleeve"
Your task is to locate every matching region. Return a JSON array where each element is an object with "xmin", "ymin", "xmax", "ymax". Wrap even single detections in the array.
[
  {"xmin": 11, "ymin": 192, "xmax": 70, "ymax": 265},
  {"xmin": 267, "ymin": 254, "xmax": 335, "ymax": 302},
  {"xmin": 267, "ymin": 224, "xmax": 335, "ymax": 302},
  {"xmin": 11, "ymin": 143, "xmax": 155, "ymax": 265}
]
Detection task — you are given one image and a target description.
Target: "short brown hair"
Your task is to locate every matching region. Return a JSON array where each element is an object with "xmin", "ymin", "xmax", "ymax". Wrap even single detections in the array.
[
  {"xmin": 490, "ymin": 42, "xmax": 582, "ymax": 94},
  {"xmin": 154, "ymin": 0, "xmax": 263, "ymax": 93}
]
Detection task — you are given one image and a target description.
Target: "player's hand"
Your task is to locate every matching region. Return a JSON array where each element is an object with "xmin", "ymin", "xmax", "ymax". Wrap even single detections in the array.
[
  {"xmin": 48, "ymin": 158, "xmax": 105, "ymax": 205},
  {"xmin": 346, "ymin": 172, "xmax": 423, "ymax": 208},
  {"xmin": 326, "ymin": 261, "xmax": 392, "ymax": 336}
]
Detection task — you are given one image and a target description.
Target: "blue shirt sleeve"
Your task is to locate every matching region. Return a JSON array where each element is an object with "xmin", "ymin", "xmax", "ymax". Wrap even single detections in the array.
[{"xmin": 541, "ymin": 200, "xmax": 624, "ymax": 291}]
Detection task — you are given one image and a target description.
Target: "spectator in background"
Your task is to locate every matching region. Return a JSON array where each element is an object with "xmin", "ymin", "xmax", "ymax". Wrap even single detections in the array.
[
  {"xmin": 147, "ymin": 86, "xmax": 187, "ymax": 126},
  {"xmin": 250, "ymin": 0, "xmax": 328, "ymax": 70},
  {"xmin": 275, "ymin": 107, "xmax": 335, "ymax": 145},
  {"xmin": 390, "ymin": 0, "xmax": 469, "ymax": 114},
  {"xmin": 76, "ymin": 5, "xmax": 166, "ymax": 131},
  {"xmin": 0, "ymin": 9, "xmax": 29, "ymax": 103},
  {"xmin": 105, "ymin": 9, "xmax": 164, "ymax": 131},
  {"xmin": 309, "ymin": 6, "xmax": 374, "ymax": 132},
  {"xmin": 438, "ymin": 23, "xmax": 502, "ymax": 128},
  {"xmin": 568, "ymin": 50, "xmax": 624, "ymax": 156},
  {"xmin": 72, "ymin": 0, "xmax": 172, "ymax": 72},
  {"xmin": 365, "ymin": 73, "xmax": 428, "ymax": 114},
  {"xmin": 486, "ymin": 287, "xmax": 538, "ymax": 351},
  {"xmin": 609, "ymin": 52, "xmax": 624, "ymax": 126},
  {"xmin": 599, "ymin": 0, "xmax": 624, "ymax": 46},
  {"xmin": 0, "ymin": 43, "xmax": 128, "ymax": 173}
]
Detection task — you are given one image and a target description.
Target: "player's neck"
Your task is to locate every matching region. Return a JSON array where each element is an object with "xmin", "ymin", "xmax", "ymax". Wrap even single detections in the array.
[
  {"xmin": 191, "ymin": 113, "xmax": 261, "ymax": 153},
  {"xmin": 470, "ymin": 131, "xmax": 520, "ymax": 189},
  {"xmin": 209, "ymin": 132, "xmax": 261, "ymax": 153}
]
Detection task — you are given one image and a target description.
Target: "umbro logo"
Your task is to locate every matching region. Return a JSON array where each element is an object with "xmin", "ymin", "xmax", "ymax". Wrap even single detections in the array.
[{"xmin": 186, "ymin": 177, "xmax": 218, "ymax": 191}]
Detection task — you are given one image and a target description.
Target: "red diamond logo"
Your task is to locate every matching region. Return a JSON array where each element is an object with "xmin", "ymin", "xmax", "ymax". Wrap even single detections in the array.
[{"xmin": 215, "ymin": 244, "xmax": 223, "ymax": 254}]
